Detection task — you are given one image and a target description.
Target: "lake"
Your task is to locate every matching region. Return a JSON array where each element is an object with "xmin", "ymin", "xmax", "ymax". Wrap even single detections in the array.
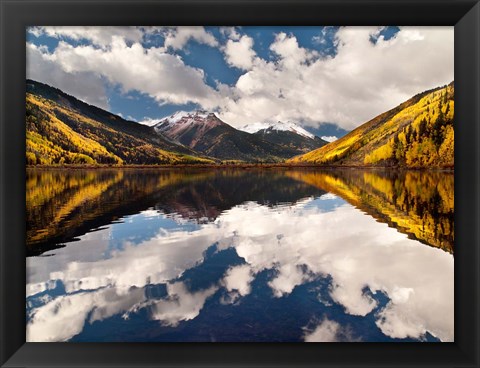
[{"xmin": 26, "ymin": 168, "xmax": 454, "ymax": 342}]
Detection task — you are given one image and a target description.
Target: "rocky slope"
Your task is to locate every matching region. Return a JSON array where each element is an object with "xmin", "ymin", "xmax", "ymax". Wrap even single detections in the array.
[{"xmin": 153, "ymin": 111, "xmax": 298, "ymax": 162}]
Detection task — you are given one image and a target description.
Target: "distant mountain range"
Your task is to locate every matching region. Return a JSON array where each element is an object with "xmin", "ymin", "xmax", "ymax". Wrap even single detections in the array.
[
  {"xmin": 289, "ymin": 82, "xmax": 454, "ymax": 168},
  {"xmin": 240, "ymin": 121, "xmax": 328, "ymax": 154},
  {"xmin": 152, "ymin": 111, "xmax": 307, "ymax": 162},
  {"xmin": 26, "ymin": 79, "xmax": 329, "ymax": 164},
  {"xmin": 26, "ymin": 79, "xmax": 454, "ymax": 168},
  {"xmin": 240, "ymin": 121, "xmax": 315, "ymax": 139}
]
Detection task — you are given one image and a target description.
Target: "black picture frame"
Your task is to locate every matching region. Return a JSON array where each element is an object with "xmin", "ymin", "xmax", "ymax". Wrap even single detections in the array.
[{"xmin": 1, "ymin": 0, "xmax": 479, "ymax": 367}]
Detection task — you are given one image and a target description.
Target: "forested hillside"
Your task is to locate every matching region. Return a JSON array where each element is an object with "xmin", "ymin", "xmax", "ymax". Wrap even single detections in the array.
[
  {"xmin": 26, "ymin": 80, "xmax": 214, "ymax": 165},
  {"xmin": 289, "ymin": 83, "xmax": 454, "ymax": 168}
]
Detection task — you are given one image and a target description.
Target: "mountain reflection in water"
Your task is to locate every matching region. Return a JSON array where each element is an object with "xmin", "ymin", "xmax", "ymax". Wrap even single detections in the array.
[{"xmin": 26, "ymin": 168, "xmax": 454, "ymax": 342}]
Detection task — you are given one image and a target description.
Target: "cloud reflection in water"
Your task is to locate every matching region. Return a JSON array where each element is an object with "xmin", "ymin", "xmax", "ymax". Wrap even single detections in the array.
[{"xmin": 26, "ymin": 193, "xmax": 453, "ymax": 342}]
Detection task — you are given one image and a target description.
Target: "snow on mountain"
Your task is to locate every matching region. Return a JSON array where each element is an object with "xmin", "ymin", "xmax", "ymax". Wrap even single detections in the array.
[
  {"xmin": 139, "ymin": 111, "xmax": 192, "ymax": 127},
  {"xmin": 148, "ymin": 110, "xmax": 298, "ymax": 161},
  {"xmin": 240, "ymin": 121, "xmax": 315, "ymax": 139},
  {"xmin": 138, "ymin": 117, "xmax": 161, "ymax": 127},
  {"xmin": 153, "ymin": 110, "xmax": 226, "ymax": 144},
  {"xmin": 152, "ymin": 110, "xmax": 217, "ymax": 130},
  {"xmin": 158, "ymin": 111, "xmax": 205, "ymax": 127}
]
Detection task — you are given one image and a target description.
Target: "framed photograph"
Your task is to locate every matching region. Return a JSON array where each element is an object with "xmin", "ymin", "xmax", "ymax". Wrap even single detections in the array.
[{"xmin": 1, "ymin": 0, "xmax": 479, "ymax": 367}]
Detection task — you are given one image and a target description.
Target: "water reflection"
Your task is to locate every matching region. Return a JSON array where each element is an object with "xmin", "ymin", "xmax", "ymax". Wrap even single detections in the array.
[
  {"xmin": 287, "ymin": 170, "xmax": 454, "ymax": 253},
  {"xmin": 26, "ymin": 168, "xmax": 454, "ymax": 342},
  {"xmin": 27, "ymin": 169, "xmax": 327, "ymax": 255}
]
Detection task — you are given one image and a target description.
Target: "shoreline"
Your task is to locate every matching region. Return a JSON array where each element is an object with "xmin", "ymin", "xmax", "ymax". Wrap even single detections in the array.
[{"xmin": 26, "ymin": 164, "xmax": 454, "ymax": 171}]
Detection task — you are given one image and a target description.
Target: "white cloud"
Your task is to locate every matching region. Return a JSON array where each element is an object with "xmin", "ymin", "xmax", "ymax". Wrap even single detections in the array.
[
  {"xmin": 375, "ymin": 301, "xmax": 428, "ymax": 339},
  {"xmin": 268, "ymin": 263, "xmax": 310, "ymax": 297},
  {"xmin": 321, "ymin": 136, "xmax": 338, "ymax": 142},
  {"xmin": 303, "ymin": 318, "xmax": 341, "ymax": 342},
  {"xmin": 27, "ymin": 194, "xmax": 454, "ymax": 342},
  {"xmin": 150, "ymin": 282, "xmax": 218, "ymax": 326},
  {"xmin": 27, "ymin": 43, "xmax": 109, "ymax": 109},
  {"xmin": 27, "ymin": 37, "xmax": 220, "ymax": 109},
  {"xmin": 319, "ymin": 193, "xmax": 338, "ymax": 200},
  {"xmin": 223, "ymin": 35, "xmax": 256, "ymax": 70},
  {"xmin": 312, "ymin": 28, "xmax": 329, "ymax": 45},
  {"xmin": 303, "ymin": 317, "xmax": 359, "ymax": 342},
  {"xmin": 219, "ymin": 27, "xmax": 241, "ymax": 41},
  {"xmin": 28, "ymin": 26, "xmax": 144, "ymax": 48},
  {"xmin": 270, "ymin": 32, "xmax": 319, "ymax": 68},
  {"xmin": 27, "ymin": 26, "xmax": 453, "ymax": 130},
  {"xmin": 27, "ymin": 287, "xmax": 146, "ymax": 342},
  {"xmin": 222, "ymin": 264, "xmax": 254, "ymax": 296},
  {"xmin": 163, "ymin": 26, "xmax": 218, "ymax": 50},
  {"xmin": 217, "ymin": 26, "xmax": 454, "ymax": 130}
]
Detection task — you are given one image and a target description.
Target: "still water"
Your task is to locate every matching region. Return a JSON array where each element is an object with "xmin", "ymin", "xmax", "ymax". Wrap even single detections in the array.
[{"xmin": 26, "ymin": 168, "xmax": 454, "ymax": 342}]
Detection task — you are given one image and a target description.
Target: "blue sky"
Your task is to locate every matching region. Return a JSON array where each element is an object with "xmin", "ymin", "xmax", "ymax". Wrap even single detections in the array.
[{"xmin": 26, "ymin": 26, "xmax": 453, "ymax": 139}]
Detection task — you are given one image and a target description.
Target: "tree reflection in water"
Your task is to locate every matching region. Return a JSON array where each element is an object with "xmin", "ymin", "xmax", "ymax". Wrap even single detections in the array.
[{"xmin": 26, "ymin": 168, "xmax": 454, "ymax": 342}]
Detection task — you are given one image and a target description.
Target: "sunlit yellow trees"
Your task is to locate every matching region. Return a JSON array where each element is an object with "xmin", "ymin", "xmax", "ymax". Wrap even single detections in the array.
[{"xmin": 290, "ymin": 83, "xmax": 454, "ymax": 168}]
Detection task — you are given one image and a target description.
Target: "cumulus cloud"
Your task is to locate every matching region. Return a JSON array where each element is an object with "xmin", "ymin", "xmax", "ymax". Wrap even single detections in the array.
[
  {"xmin": 163, "ymin": 26, "xmax": 218, "ymax": 50},
  {"xmin": 268, "ymin": 263, "xmax": 310, "ymax": 297},
  {"xmin": 27, "ymin": 37, "xmax": 220, "ymax": 109},
  {"xmin": 219, "ymin": 26, "xmax": 241, "ymax": 41},
  {"xmin": 28, "ymin": 26, "xmax": 144, "ymax": 48},
  {"xmin": 222, "ymin": 264, "xmax": 254, "ymax": 296},
  {"xmin": 223, "ymin": 35, "xmax": 257, "ymax": 70},
  {"xmin": 270, "ymin": 32, "xmax": 319, "ymax": 68},
  {"xmin": 27, "ymin": 26, "xmax": 453, "ymax": 130},
  {"xmin": 303, "ymin": 317, "xmax": 359, "ymax": 342},
  {"xmin": 217, "ymin": 26, "xmax": 454, "ymax": 129},
  {"xmin": 27, "ymin": 43, "xmax": 109, "ymax": 109},
  {"xmin": 303, "ymin": 318, "xmax": 341, "ymax": 342}
]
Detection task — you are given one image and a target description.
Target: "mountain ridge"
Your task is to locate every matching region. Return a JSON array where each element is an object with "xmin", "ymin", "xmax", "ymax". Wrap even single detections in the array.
[
  {"xmin": 26, "ymin": 80, "xmax": 215, "ymax": 165},
  {"xmin": 26, "ymin": 79, "xmax": 454, "ymax": 168},
  {"xmin": 289, "ymin": 82, "xmax": 454, "ymax": 168},
  {"xmin": 240, "ymin": 121, "xmax": 315, "ymax": 139},
  {"xmin": 243, "ymin": 121, "xmax": 329, "ymax": 154},
  {"xmin": 152, "ymin": 110, "xmax": 300, "ymax": 162}
]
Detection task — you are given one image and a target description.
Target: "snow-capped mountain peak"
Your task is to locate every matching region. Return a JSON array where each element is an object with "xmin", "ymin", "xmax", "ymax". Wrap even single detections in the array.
[
  {"xmin": 138, "ymin": 117, "xmax": 163, "ymax": 127},
  {"xmin": 163, "ymin": 110, "xmax": 191, "ymax": 124},
  {"xmin": 240, "ymin": 121, "xmax": 315, "ymax": 139},
  {"xmin": 140, "ymin": 110, "xmax": 218, "ymax": 128},
  {"xmin": 151, "ymin": 110, "xmax": 227, "ymax": 142}
]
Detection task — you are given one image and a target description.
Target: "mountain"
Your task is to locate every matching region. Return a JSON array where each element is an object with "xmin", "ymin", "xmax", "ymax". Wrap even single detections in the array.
[
  {"xmin": 240, "ymin": 121, "xmax": 328, "ymax": 154},
  {"xmin": 26, "ymin": 80, "xmax": 214, "ymax": 165},
  {"xmin": 153, "ymin": 111, "xmax": 298, "ymax": 162},
  {"xmin": 240, "ymin": 121, "xmax": 315, "ymax": 138},
  {"xmin": 289, "ymin": 82, "xmax": 454, "ymax": 168}
]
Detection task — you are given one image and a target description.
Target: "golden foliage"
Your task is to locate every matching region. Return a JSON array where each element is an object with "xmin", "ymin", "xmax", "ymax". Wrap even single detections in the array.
[
  {"xmin": 290, "ymin": 83, "xmax": 454, "ymax": 168},
  {"xmin": 26, "ymin": 93, "xmax": 214, "ymax": 166},
  {"xmin": 26, "ymin": 168, "xmax": 210, "ymax": 250}
]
